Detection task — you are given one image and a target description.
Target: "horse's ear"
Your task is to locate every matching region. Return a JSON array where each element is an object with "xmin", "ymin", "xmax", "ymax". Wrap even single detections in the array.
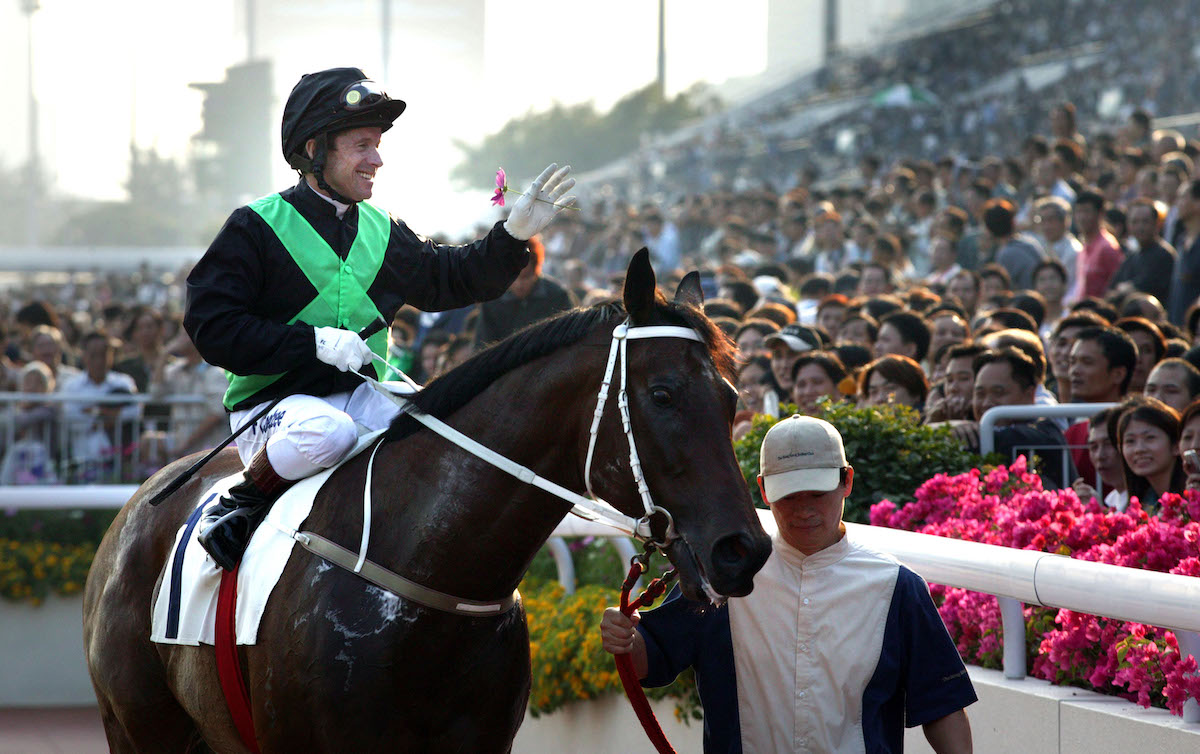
[
  {"xmin": 674, "ymin": 271, "xmax": 704, "ymax": 309},
  {"xmin": 623, "ymin": 249, "xmax": 656, "ymax": 324}
]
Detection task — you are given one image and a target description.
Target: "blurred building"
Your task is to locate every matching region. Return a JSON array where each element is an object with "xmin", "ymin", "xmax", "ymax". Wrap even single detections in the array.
[
  {"xmin": 188, "ymin": 0, "xmax": 486, "ymax": 211},
  {"xmin": 190, "ymin": 60, "xmax": 274, "ymax": 208}
]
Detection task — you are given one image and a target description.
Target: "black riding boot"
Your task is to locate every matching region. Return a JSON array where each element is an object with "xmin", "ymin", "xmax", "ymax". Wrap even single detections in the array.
[{"xmin": 197, "ymin": 448, "xmax": 294, "ymax": 571}]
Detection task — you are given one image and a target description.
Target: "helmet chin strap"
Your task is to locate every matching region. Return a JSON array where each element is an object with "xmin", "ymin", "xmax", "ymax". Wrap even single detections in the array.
[{"xmin": 308, "ymin": 132, "xmax": 357, "ymax": 206}]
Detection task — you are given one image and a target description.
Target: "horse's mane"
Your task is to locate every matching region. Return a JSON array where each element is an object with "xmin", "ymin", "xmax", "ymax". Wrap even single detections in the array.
[{"xmin": 383, "ymin": 294, "xmax": 736, "ymax": 442}]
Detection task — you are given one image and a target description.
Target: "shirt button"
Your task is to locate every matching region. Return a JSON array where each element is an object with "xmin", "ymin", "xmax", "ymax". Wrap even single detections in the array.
[
  {"xmin": 799, "ymin": 691, "xmax": 806, "ymax": 698},
  {"xmin": 802, "ymin": 598, "xmax": 810, "ymax": 605},
  {"xmin": 799, "ymin": 643, "xmax": 808, "ymax": 652}
]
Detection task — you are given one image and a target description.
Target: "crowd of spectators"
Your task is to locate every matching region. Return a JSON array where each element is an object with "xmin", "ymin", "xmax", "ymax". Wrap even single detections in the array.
[
  {"xmin": 5, "ymin": 0, "xmax": 1200, "ymax": 509},
  {"xmin": 0, "ymin": 265, "xmax": 226, "ymax": 483}
]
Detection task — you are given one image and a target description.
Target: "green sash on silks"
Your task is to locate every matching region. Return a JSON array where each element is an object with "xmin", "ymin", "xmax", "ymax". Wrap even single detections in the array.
[{"xmin": 222, "ymin": 194, "xmax": 391, "ymax": 409}]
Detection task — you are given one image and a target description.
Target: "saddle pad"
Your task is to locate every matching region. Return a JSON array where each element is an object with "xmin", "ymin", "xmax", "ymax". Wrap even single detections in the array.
[{"xmin": 150, "ymin": 429, "xmax": 385, "ymax": 647}]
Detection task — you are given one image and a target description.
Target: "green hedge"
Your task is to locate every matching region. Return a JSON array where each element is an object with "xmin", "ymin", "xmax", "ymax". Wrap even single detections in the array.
[{"xmin": 734, "ymin": 400, "xmax": 1000, "ymax": 522}]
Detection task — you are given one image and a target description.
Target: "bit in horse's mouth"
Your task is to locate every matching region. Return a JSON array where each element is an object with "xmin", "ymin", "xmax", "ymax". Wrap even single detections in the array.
[{"xmin": 667, "ymin": 533, "xmax": 727, "ymax": 607}]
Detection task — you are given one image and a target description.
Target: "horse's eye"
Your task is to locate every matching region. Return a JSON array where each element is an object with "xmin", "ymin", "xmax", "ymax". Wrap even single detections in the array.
[{"xmin": 651, "ymin": 388, "xmax": 672, "ymax": 406}]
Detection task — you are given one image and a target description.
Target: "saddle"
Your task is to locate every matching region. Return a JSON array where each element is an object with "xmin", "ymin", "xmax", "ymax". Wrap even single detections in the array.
[{"xmin": 150, "ymin": 428, "xmax": 385, "ymax": 647}]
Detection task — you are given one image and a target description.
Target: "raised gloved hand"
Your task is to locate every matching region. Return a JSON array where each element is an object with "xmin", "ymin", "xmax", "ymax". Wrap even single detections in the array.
[
  {"xmin": 314, "ymin": 327, "xmax": 375, "ymax": 372},
  {"xmin": 503, "ymin": 163, "xmax": 576, "ymax": 241}
]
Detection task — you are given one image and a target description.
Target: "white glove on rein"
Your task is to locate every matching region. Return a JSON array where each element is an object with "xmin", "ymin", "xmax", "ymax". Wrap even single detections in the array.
[{"xmin": 314, "ymin": 326, "xmax": 375, "ymax": 372}]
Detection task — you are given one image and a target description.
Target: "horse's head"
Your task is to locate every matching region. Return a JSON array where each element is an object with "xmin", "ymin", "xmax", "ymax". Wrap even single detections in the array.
[{"xmin": 588, "ymin": 250, "xmax": 771, "ymax": 602}]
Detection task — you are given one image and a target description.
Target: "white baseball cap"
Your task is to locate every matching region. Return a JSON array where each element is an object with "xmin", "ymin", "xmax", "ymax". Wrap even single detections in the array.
[
  {"xmin": 762, "ymin": 324, "xmax": 822, "ymax": 354},
  {"xmin": 759, "ymin": 415, "xmax": 848, "ymax": 501}
]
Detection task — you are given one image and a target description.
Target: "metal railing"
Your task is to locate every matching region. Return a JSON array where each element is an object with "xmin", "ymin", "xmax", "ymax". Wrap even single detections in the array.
[
  {"xmin": 978, "ymin": 402, "xmax": 1116, "ymax": 456},
  {"xmin": 0, "ymin": 392, "xmax": 216, "ymax": 486},
  {"xmin": 979, "ymin": 402, "xmax": 1118, "ymax": 488}
]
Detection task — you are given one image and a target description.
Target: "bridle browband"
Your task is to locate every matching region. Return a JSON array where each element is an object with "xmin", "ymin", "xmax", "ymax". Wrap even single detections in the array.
[{"xmin": 281, "ymin": 320, "xmax": 713, "ymax": 616}]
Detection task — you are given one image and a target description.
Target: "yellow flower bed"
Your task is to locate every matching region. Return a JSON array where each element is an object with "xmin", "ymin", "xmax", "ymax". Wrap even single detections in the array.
[
  {"xmin": 0, "ymin": 539, "xmax": 94, "ymax": 605},
  {"xmin": 523, "ymin": 579, "xmax": 699, "ymax": 720}
]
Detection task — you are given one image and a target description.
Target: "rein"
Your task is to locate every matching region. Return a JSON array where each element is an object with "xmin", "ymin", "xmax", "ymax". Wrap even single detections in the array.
[{"xmin": 617, "ymin": 546, "xmax": 679, "ymax": 754}]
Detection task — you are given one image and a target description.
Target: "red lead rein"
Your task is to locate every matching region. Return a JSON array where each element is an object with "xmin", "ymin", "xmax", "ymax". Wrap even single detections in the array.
[{"xmin": 615, "ymin": 556, "xmax": 678, "ymax": 754}]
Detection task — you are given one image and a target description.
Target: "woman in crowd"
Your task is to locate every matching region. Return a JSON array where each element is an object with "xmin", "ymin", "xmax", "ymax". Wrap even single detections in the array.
[
  {"xmin": 859, "ymin": 354, "xmax": 929, "ymax": 411},
  {"xmin": 837, "ymin": 311, "xmax": 879, "ymax": 347},
  {"xmin": 116, "ymin": 305, "xmax": 172, "ymax": 431},
  {"xmin": 115, "ymin": 305, "xmax": 170, "ymax": 393},
  {"xmin": 790, "ymin": 351, "xmax": 848, "ymax": 415},
  {"xmin": 1117, "ymin": 397, "xmax": 1185, "ymax": 513},
  {"xmin": 1033, "ymin": 259, "xmax": 1070, "ymax": 343},
  {"xmin": 925, "ymin": 307, "xmax": 971, "ymax": 362},
  {"xmin": 736, "ymin": 355, "xmax": 780, "ymax": 417},
  {"xmin": 946, "ymin": 269, "xmax": 982, "ymax": 318},
  {"xmin": 733, "ymin": 355, "xmax": 782, "ymax": 440},
  {"xmin": 29, "ymin": 325, "xmax": 79, "ymax": 387},
  {"xmin": 1114, "ymin": 316, "xmax": 1166, "ymax": 395},
  {"xmin": 0, "ymin": 361, "xmax": 60, "ymax": 484},
  {"xmin": 732, "ymin": 318, "xmax": 780, "ymax": 364}
]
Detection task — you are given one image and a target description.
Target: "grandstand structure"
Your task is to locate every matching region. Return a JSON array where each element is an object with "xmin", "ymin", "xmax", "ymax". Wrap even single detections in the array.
[{"xmin": 578, "ymin": 0, "xmax": 1199, "ymax": 202}]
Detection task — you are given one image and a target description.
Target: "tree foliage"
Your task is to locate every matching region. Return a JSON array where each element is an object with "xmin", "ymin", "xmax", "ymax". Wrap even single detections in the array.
[{"xmin": 451, "ymin": 83, "xmax": 717, "ymax": 190}]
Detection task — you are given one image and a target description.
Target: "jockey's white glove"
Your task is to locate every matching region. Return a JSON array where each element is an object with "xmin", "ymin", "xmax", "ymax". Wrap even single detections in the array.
[
  {"xmin": 503, "ymin": 163, "xmax": 576, "ymax": 241},
  {"xmin": 314, "ymin": 327, "xmax": 374, "ymax": 372}
]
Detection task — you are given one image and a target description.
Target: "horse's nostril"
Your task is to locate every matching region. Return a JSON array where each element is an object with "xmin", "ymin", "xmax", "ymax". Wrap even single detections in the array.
[{"xmin": 713, "ymin": 533, "xmax": 751, "ymax": 566}]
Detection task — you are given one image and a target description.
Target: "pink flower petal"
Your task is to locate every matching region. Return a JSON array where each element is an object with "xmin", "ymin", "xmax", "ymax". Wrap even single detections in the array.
[
  {"xmin": 491, "ymin": 187, "xmax": 505, "ymax": 207},
  {"xmin": 495, "ymin": 167, "xmax": 506, "ymax": 190}
]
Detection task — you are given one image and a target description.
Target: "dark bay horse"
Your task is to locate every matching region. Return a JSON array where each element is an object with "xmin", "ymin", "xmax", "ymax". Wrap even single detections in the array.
[{"xmin": 83, "ymin": 250, "xmax": 771, "ymax": 752}]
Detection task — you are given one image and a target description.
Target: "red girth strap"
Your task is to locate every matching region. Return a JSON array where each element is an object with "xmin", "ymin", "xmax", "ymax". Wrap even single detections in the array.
[
  {"xmin": 615, "ymin": 559, "xmax": 678, "ymax": 754},
  {"xmin": 216, "ymin": 567, "xmax": 260, "ymax": 753}
]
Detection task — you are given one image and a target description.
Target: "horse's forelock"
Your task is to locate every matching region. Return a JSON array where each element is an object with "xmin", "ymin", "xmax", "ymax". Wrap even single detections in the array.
[{"xmin": 659, "ymin": 299, "xmax": 739, "ymax": 385}]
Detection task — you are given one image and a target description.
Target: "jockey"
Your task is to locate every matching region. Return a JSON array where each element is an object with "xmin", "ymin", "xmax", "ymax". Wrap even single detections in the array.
[{"xmin": 183, "ymin": 66, "xmax": 575, "ymax": 571}]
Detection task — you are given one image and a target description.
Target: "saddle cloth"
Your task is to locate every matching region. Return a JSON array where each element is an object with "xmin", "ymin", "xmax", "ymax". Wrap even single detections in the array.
[{"xmin": 150, "ymin": 429, "xmax": 385, "ymax": 647}]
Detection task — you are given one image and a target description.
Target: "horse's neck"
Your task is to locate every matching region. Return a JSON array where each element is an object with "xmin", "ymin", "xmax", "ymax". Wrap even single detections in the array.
[{"xmin": 360, "ymin": 346, "xmax": 602, "ymax": 600}]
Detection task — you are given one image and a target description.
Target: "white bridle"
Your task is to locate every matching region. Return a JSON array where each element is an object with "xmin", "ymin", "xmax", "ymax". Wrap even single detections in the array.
[
  {"xmin": 580, "ymin": 322, "xmax": 704, "ymax": 540},
  {"xmin": 279, "ymin": 319, "xmax": 711, "ymax": 617},
  {"xmin": 373, "ymin": 320, "xmax": 704, "ymax": 541}
]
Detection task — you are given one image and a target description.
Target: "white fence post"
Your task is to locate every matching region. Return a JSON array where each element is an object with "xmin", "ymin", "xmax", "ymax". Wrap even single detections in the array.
[
  {"xmin": 998, "ymin": 596, "xmax": 1026, "ymax": 679},
  {"xmin": 546, "ymin": 537, "xmax": 575, "ymax": 594},
  {"xmin": 1178, "ymin": 630, "xmax": 1200, "ymax": 724}
]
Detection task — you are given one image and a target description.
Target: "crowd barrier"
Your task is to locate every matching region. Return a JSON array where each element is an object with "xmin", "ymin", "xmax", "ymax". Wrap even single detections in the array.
[{"xmin": 0, "ymin": 391, "xmax": 216, "ymax": 486}]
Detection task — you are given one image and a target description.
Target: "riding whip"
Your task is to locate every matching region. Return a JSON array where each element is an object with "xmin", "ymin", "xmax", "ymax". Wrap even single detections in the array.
[{"xmin": 146, "ymin": 318, "xmax": 388, "ymax": 506}]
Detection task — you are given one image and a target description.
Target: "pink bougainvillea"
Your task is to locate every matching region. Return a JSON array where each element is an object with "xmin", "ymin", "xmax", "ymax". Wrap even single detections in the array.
[{"xmin": 872, "ymin": 458, "xmax": 1200, "ymax": 716}]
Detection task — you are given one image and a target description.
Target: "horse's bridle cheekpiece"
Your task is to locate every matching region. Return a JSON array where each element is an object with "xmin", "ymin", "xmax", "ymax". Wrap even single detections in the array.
[{"xmin": 281, "ymin": 320, "xmax": 708, "ymax": 616}]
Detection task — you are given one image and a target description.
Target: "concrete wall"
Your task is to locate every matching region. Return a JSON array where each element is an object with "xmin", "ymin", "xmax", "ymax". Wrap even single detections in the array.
[
  {"xmin": 904, "ymin": 667, "xmax": 1200, "ymax": 754},
  {"xmin": 516, "ymin": 667, "xmax": 1200, "ymax": 754},
  {"xmin": 0, "ymin": 595, "xmax": 94, "ymax": 706},
  {"xmin": 513, "ymin": 694, "xmax": 704, "ymax": 754}
]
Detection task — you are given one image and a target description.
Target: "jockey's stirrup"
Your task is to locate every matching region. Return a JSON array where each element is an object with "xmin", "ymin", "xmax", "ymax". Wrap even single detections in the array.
[{"xmin": 197, "ymin": 449, "xmax": 294, "ymax": 571}]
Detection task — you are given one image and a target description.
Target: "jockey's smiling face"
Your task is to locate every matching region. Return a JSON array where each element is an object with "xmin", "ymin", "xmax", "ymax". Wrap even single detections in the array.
[{"xmin": 308, "ymin": 126, "xmax": 384, "ymax": 202}]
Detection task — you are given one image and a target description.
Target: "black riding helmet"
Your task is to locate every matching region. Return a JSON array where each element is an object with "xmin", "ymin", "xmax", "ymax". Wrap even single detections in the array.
[{"xmin": 281, "ymin": 67, "xmax": 406, "ymax": 202}]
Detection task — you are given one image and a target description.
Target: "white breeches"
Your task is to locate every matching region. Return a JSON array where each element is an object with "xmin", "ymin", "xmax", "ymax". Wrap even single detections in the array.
[{"xmin": 230, "ymin": 382, "xmax": 402, "ymax": 480}]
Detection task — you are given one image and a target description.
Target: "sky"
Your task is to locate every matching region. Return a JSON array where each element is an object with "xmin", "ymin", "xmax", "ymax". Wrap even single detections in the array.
[{"xmin": 0, "ymin": 0, "xmax": 914, "ymax": 239}]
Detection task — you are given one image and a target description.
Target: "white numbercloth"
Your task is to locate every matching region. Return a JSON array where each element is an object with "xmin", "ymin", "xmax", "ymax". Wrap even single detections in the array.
[{"xmin": 230, "ymin": 382, "xmax": 403, "ymax": 479}]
